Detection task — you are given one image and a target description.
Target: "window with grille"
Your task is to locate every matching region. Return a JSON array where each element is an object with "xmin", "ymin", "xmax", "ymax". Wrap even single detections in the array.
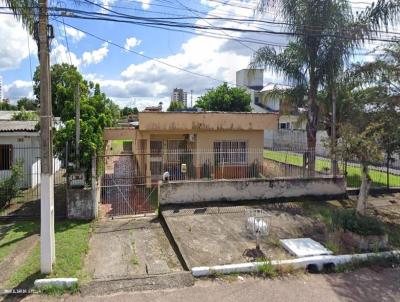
[
  {"xmin": 214, "ymin": 141, "xmax": 247, "ymax": 165},
  {"xmin": 0, "ymin": 145, "xmax": 13, "ymax": 170}
]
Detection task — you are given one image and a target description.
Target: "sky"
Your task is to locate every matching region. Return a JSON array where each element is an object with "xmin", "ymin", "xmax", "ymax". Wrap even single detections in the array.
[{"xmin": 0, "ymin": 0, "xmax": 391, "ymax": 110}]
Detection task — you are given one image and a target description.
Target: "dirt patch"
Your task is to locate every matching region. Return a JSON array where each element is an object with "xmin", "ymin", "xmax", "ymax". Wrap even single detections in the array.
[{"xmin": 85, "ymin": 217, "xmax": 182, "ymax": 281}]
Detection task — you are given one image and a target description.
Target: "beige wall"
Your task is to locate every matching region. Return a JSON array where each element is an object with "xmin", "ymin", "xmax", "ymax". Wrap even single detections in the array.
[{"xmin": 138, "ymin": 112, "xmax": 278, "ymax": 131}]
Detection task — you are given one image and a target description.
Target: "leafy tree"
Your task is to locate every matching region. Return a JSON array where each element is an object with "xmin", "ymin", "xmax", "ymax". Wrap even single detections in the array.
[
  {"xmin": 121, "ymin": 106, "xmax": 139, "ymax": 116},
  {"xmin": 196, "ymin": 83, "xmax": 251, "ymax": 112},
  {"xmin": 253, "ymin": 0, "xmax": 400, "ymax": 175},
  {"xmin": 0, "ymin": 102, "xmax": 17, "ymax": 110},
  {"xmin": 34, "ymin": 64, "xmax": 120, "ymax": 171},
  {"xmin": 335, "ymin": 85, "xmax": 399, "ymax": 215},
  {"xmin": 33, "ymin": 63, "xmax": 86, "ymax": 119},
  {"xmin": 167, "ymin": 101, "xmax": 185, "ymax": 111},
  {"xmin": 12, "ymin": 108, "xmax": 38, "ymax": 121},
  {"xmin": 17, "ymin": 97, "xmax": 38, "ymax": 110}
]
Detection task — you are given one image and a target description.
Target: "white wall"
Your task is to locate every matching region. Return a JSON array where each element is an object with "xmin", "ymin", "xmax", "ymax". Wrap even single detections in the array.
[{"xmin": 159, "ymin": 177, "xmax": 346, "ymax": 205}]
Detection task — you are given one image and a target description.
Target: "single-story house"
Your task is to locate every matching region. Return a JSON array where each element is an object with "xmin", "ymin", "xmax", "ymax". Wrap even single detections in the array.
[
  {"xmin": 104, "ymin": 111, "xmax": 278, "ymax": 185},
  {"xmin": 0, "ymin": 119, "xmax": 61, "ymax": 189}
]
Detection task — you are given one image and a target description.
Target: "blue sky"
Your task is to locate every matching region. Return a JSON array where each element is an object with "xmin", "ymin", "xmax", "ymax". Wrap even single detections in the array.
[{"xmin": 0, "ymin": 0, "xmax": 385, "ymax": 109}]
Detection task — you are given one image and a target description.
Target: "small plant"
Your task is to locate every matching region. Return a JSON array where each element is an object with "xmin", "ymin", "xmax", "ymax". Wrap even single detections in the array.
[
  {"xmin": 131, "ymin": 241, "xmax": 139, "ymax": 266},
  {"xmin": 257, "ymin": 258, "xmax": 277, "ymax": 278},
  {"xmin": 325, "ymin": 239, "xmax": 340, "ymax": 254},
  {"xmin": 248, "ymin": 160, "xmax": 260, "ymax": 178},
  {"xmin": 0, "ymin": 160, "xmax": 23, "ymax": 209},
  {"xmin": 338, "ymin": 209, "xmax": 386, "ymax": 236}
]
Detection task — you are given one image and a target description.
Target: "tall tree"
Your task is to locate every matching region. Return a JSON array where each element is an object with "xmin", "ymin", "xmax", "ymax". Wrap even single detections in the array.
[
  {"xmin": 196, "ymin": 83, "xmax": 251, "ymax": 112},
  {"xmin": 252, "ymin": 0, "xmax": 400, "ymax": 175}
]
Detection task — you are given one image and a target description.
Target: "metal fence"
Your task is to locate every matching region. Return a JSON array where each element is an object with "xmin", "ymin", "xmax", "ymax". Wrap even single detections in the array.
[
  {"xmin": 264, "ymin": 147, "xmax": 400, "ymax": 189},
  {"xmin": 0, "ymin": 146, "xmax": 66, "ymax": 218}
]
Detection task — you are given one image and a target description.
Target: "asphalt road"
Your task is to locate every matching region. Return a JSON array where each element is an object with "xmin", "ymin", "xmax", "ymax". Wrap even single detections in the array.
[{"xmin": 19, "ymin": 267, "xmax": 400, "ymax": 302}]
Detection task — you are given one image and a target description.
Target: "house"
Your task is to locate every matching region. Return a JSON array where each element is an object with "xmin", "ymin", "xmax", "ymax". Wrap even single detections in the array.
[
  {"xmin": 236, "ymin": 69, "xmax": 305, "ymax": 130},
  {"xmin": 0, "ymin": 116, "xmax": 62, "ymax": 189},
  {"xmin": 0, "ymin": 120, "xmax": 40, "ymax": 188},
  {"xmin": 104, "ymin": 111, "xmax": 278, "ymax": 186}
]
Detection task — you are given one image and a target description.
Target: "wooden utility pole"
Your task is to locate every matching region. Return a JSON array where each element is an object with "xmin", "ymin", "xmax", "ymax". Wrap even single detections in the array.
[{"xmin": 39, "ymin": 0, "xmax": 55, "ymax": 274}]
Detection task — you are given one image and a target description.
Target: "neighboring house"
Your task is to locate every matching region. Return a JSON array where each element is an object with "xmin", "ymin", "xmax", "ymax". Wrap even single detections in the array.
[
  {"xmin": 144, "ymin": 102, "xmax": 163, "ymax": 112},
  {"xmin": 0, "ymin": 117, "xmax": 62, "ymax": 189},
  {"xmin": 104, "ymin": 111, "xmax": 278, "ymax": 185},
  {"xmin": 0, "ymin": 120, "xmax": 40, "ymax": 188}
]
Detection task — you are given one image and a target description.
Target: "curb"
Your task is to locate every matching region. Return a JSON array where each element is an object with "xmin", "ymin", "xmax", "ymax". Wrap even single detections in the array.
[
  {"xmin": 191, "ymin": 250, "xmax": 400, "ymax": 277},
  {"xmin": 34, "ymin": 278, "xmax": 78, "ymax": 289}
]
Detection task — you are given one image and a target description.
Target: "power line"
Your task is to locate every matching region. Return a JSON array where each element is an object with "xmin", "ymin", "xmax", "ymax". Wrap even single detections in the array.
[{"xmin": 59, "ymin": 21, "xmax": 237, "ymax": 86}]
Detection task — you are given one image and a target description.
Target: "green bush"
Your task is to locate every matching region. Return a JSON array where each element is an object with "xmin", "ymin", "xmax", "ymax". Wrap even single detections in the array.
[
  {"xmin": 338, "ymin": 210, "xmax": 386, "ymax": 236},
  {"xmin": 0, "ymin": 161, "xmax": 23, "ymax": 208}
]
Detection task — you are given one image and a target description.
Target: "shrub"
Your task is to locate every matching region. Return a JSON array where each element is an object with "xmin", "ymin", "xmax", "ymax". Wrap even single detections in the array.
[
  {"xmin": 0, "ymin": 161, "xmax": 23, "ymax": 208},
  {"xmin": 338, "ymin": 209, "xmax": 386, "ymax": 236},
  {"xmin": 257, "ymin": 258, "xmax": 277, "ymax": 278}
]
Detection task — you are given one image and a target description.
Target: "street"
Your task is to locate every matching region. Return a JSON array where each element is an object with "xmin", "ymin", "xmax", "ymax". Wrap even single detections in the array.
[{"xmin": 20, "ymin": 267, "xmax": 400, "ymax": 302}]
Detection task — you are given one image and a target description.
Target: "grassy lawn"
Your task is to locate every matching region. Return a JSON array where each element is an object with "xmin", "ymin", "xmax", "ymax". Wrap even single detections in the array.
[
  {"xmin": 264, "ymin": 150, "xmax": 400, "ymax": 188},
  {"xmin": 5, "ymin": 220, "xmax": 92, "ymax": 289},
  {"xmin": 0, "ymin": 221, "xmax": 39, "ymax": 263}
]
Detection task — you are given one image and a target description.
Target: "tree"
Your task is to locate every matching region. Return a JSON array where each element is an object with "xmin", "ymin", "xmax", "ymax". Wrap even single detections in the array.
[
  {"xmin": 121, "ymin": 106, "xmax": 139, "ymax": 116},
  {"xmin": 253, "ymin": 0, "xmax": 400, "ymax": 175},
  {"xmin": 34, "ymin": 64, "xmax": 120, "ymax": 172},
  {"xmin": 17, "ymin": 97, "xmax": 38, "ymax": 110},
  {"xmin": 167, "ymin": 101, "xmax": 185, "ymax": 111},
  {"xmin": 0, "ymin": 102, "xmax": 17, "ymax": 110},
  {"xmin": 196, "ymin": 83, "xmax": 251, "ymax": 112},
  {"xmin": 12, "ymin": 108, "xmax": 38, "ymax": 121},
  {"xmin": 33, "ymin": 63, "xmax": 84, "ymax": 118}
]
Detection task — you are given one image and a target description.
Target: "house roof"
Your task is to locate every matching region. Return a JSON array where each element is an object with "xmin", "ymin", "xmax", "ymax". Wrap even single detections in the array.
[
  {"xmin": 0, "ymin": 121, "xmax": 38, "ymax": 132},
  {"xmin": 260, "ymin": 83, "xmax": 291, "ymax": 92}
]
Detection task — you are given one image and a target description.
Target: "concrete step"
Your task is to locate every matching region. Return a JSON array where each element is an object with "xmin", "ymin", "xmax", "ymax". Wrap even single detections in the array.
[{"xmin": 80, "ymin": 271, "xmax": 194, "ymax": 296}]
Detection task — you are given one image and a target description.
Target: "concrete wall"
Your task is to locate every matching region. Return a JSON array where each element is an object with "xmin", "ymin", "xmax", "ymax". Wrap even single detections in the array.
[
  {"xmin": 159, "ymin": 177, "xmax": 346, "ymax": 205},
  {"xmin": 138, "ymin": 112, "xmax": 278, "ymax": 131},
  {"xmin": 66, "ymin": 188, "xmax": 97, "ymax": 220}
]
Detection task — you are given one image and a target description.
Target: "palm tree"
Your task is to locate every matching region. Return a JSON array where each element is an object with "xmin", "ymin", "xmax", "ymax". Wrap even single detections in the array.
[
  {"xmin": 4, "ymin": 0, "xmax": 37, "ymax": 32},
  {"xmin": 252, "ymin": 0, "xmax": 400, "ymax": 175}
]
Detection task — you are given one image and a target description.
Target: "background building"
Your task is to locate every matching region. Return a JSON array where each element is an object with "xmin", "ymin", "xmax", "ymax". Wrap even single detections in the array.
[{"xmin": 171, "ymin": 88, "xmax": 188, "ymax": 107}]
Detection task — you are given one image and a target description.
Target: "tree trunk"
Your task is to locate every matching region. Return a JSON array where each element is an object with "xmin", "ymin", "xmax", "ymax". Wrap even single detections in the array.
[
  {"xmin": 306, "ymin": 78, "xmax": 318, "ymax": 177},
  {"xmin": 357, "ymin": 162, "xmax": 371, "ymax": 216}
]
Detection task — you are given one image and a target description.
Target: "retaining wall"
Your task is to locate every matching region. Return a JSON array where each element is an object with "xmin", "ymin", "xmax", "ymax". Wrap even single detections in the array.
[{"xmin": 159, "ymin": 177, "xmax": 346, "ymax": 205}]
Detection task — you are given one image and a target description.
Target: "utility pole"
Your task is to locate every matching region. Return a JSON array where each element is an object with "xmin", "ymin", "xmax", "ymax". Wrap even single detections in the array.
[
  {"xmin": 190, "ymin": 89, "xmax": 193, "ymax": 108},
  {"xmin": 38, "ymin": 0, "xmax": 55, "ymax": 274},
  {"xmin": 75, "ymin": 83, "xmax": 80, "ymax": 169}
]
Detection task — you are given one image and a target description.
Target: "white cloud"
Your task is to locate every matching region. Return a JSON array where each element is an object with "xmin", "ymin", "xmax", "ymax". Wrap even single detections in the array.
[
  {"xmin": 4, "ymin": 80, "xmax": 34, "ymax": 101},
  {"xmin": 50, "ymin": 40, "xmax": 81, "ymax": 67},
  {"xmin": 0, "ymin": 8, "xmax": 37, "ymax": 71},
  {"xmin": 124, "ymin": 37, "xmax": 142, "ymax": 50},
  {"xmin": 139, "ymin": 0, "xmax": 151, "ymax": 10},
  {"xmin": 82, "ymin": 43, "xmax": 109, "ymax": 66},
  {"xmin": 65, "ymin": 27, "xmax": 86, "ymax": 43}
]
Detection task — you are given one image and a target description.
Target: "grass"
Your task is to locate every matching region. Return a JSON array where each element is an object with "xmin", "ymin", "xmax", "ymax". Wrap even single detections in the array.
[
  {"xmin": 0, "ymin": 221, "xmax": 39, "ymax": 263},
  {"xmin": 264, "ymin": 150, "xmax": 400, "ymax": 188},
  {"xmin": 131, "ymin": 241, "xmax": 139, "ymax": 266},
  {"xmin": 257, "ymin": 258, "xmax": 278, "ymax": 278},
  {"xmin": 5, "ymin": 220, "xmax": 92, "ymax": 290}
]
